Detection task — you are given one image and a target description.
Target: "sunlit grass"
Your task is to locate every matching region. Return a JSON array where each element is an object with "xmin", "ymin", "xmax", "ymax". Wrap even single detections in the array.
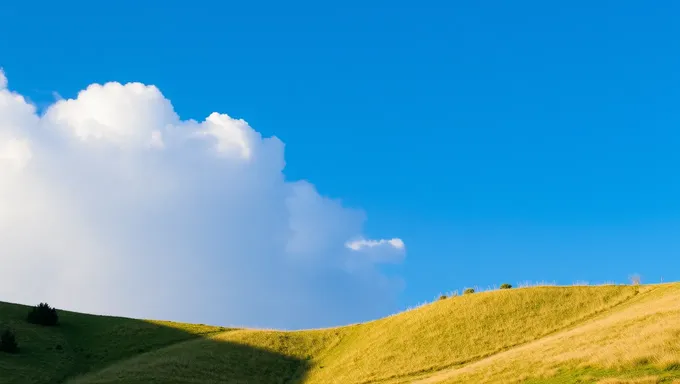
[
  {"xmin": 303, "ymin": 285, "xmax": 639, "ymax": 384},
  {"xmin": 427, "ymin": 284, "xmax": 680, "ymax": 384}
]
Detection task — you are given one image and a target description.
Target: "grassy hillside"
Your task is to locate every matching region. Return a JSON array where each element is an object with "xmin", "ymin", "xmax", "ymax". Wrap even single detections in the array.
[
  {"xmin": 422, "ymin": 284, "xmax": 680, "ymax": 384},
  {"xmin": 0, "ymin": 302, "xmax": 225, "ymax": 384},
  {"xmin": 2, "ymin": 284, "xmax": 679, "ymax": 384},
  {"xmin": 303, "ymin": 285, "xmax": 638, "ymax": 384}
]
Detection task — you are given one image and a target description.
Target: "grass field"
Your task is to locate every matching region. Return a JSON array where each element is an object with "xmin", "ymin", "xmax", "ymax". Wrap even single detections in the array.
[{"xmin": 1, "ymin": 283, "xmax": 679, "ymax": 383}]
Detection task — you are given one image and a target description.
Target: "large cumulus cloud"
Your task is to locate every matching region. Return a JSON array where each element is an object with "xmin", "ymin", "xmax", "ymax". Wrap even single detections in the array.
[{"xmin": 0, "ymin": 70, "xmax": 405, "ymax": 329}]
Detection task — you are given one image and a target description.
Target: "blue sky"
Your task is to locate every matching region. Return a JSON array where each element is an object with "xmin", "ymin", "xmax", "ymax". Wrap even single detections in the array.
[{"xmin": 1, "ymin": 1, "xmax": 680, "ymax": 326}]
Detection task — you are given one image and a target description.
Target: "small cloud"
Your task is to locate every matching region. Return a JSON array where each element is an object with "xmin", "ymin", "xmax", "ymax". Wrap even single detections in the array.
[
  {"xmin": 345, "ymin": 237, "xmax": 406, "ymax": 265},
  {"xmin": 346, "ymin": 238, "xmax": 405, "ymax": 252}
]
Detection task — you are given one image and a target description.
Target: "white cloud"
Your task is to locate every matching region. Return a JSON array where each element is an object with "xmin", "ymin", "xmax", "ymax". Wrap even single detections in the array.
[
  {"xmin": 44, "ymin": 82, "xmax": 178, "ymax": 148},
  {"xmin": 0, "ymin": 69, "xmax": 7, "ymax": 90},
  {"xmin": 346, "ymin": 238, "xmax": 406, "ymax": 251},
  {"xmin": 345, "ymin": 238, "xmax": 406, "ymax": 264},
  {"xmin": 197, "ymin": 113, "xmax": 256, "ymax": 160},
  {"xmin": 0, "ymin": 75, "xmax": 405, "ymax": 329},
  {"xmin": 0, "ymin": 82, "xmax": 39, "ymax": 173},
  {"xmin": 0, "ymin": 138, "xmax": 32, "ymax": 170}
]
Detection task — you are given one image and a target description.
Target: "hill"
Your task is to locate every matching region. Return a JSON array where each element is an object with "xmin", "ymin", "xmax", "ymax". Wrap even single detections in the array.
[{"xmin": 1, "ymin": 284, "xmax": 679, "ymax": 383}]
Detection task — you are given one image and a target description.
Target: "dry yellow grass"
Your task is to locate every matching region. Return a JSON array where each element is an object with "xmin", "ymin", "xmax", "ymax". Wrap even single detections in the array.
[
  {"xmin": 596, "ymin": 379, "xmax": 655, "ymax": 384},
  {"xmin": 6, "ymin": 283, "xmax": 680, "ymax": 384},
  {"xmin": 66, "ymin": 285, "xmax": 640, "ymax": 384},
  {"xmin": 422, "ymin": 284, "xmax": 680, "ymax": 384},
  {"xmin": 303, "ymin": 285, "xmax": 638, "ymax": 384}
]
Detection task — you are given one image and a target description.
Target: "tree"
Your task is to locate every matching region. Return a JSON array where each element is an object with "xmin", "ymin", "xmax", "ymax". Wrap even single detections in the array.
[
  {"xmin": 27, "ymin": 303, "xmax": 59, "ymax": 326},
  {"xmin": 0, "ymin": 329, "xmax": 19, "ymax": 353}
]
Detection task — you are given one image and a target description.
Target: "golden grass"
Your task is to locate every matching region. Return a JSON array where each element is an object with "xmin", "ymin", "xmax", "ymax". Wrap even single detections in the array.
[
  {"xmin": 426, "ymin": 284, "xmax": 680, "ymax": 384},
  {"xmin": 303, "ymin": 285, "xmax": 638, "ymax": 384},
  {"xmin": 64, "ymin": 285, "xmax": 640, "ymax": 384},
  {"xmin": 5, "ymin": 283, "xmax": 680, "ymax": 384}
]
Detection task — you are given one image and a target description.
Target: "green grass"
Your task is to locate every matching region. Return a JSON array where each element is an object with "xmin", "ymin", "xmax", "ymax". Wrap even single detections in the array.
[
  {"xmin": 2, "ymin": 283, "xmax": 680, "ymax": 384},
  {"xmin": 0, "ymin": 302, "xmax": 224, "ymax": 384}
]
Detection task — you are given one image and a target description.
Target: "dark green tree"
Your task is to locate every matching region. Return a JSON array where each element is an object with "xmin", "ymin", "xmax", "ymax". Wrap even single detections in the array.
[
  {"xmin": 0, "ymin": 329, "xmax": 19, "ymax": 353},
  {"xmin": 27, "ymin": 303, "xmax": 59, "ymax": 326}
]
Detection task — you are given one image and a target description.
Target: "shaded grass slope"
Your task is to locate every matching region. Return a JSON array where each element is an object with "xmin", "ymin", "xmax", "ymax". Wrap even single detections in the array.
[
  {"xmin": 67, "ymin": 330, "xmax": 334, "ymax": 384},
  {"xmin": 0, "ymin": 302, "xmax": 225, "ymax": 384}
]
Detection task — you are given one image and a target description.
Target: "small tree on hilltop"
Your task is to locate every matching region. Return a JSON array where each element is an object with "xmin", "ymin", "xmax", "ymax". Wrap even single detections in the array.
[
  {"xmin": 500, "ymin": 283, "xmax": 512, "ymax": 289},
  {"xmin": 27, "ymin": 303, "xmax": 59, "ymax": 326},
  {"xmin": 0, "ymin": 329, "xmax": 19, "ymax": 354},
  {"xmin": 464, "ymin": 288, "xmax": 475, "ymax": 295}
]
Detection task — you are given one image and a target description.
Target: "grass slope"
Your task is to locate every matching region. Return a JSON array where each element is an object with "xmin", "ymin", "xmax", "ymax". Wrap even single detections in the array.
[
  {"xmin": 0, "ymin": 302, "xmax": 224, "ymax": 384},
  {"xmin": 1, "ymin": 284, "xmax": 679, "ymax": 384},
  {"xmin": 304, "ymin": 285, "xmax": 638, "ymax": 384},
  {"xmin": 426, "ymin": 284, "xmax": 680, "ymax": 384}
]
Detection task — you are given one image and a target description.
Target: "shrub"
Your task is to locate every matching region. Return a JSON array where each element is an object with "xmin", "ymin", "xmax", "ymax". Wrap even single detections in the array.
[
  {"xmin": 438, "ymin": 294, "xmax": 448, "ymax": 300},
  {"xmin": 500, "ymin": 283, "xmax": 512, "ymax": 289},
  {"xmin": 0, "ymin": 329, "xmax": 19, "ymax": 354},
  {"xmin": 463, "ymin": 288, "xmax": 475, "ymax": 294},
  {"xmin": 27, "ymin": 303, "xmax": 59, "ymax": 326}
]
